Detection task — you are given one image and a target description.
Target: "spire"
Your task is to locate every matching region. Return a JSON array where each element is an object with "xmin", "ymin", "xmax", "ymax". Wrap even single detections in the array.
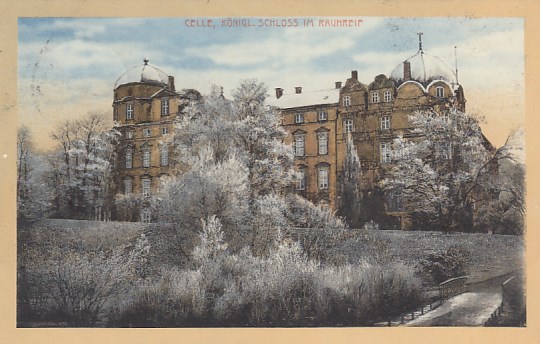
[{"xmin": 417, "ymin": 32, "xmax": 424, "ymax": 52}]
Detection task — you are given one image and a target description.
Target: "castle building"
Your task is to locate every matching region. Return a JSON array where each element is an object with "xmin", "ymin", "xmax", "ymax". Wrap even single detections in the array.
[
  {"xmin": 267, "ymin": 39, "xmax": 467, "ymax": 229},
  {"xmin": 113, "ymin": 39, "xmax": 484, "ymax": 228}
]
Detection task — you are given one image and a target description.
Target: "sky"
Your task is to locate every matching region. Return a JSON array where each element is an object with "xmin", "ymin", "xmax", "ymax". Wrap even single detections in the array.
[{"xmin": 18, "ymin": 17, "xmax": 524, "ymax": 151}]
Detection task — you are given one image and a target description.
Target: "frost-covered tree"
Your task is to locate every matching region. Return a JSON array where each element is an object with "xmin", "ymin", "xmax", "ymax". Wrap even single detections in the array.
[
  {"xmin": 17, "ymin": 126, "xmax": 52, "ymax": 221},
  {"xmin": 476, "ymin": 129, "xmax": 525, "ymax": 234},
  {"xmin": 337, "ymin": 132, "xmax": 363, "ymax": 227},
  {"xmin": 380, "ymin": 108, "xmax": 493, "ymax": 232},
  {"xmin": 48, "ymin": 113, "xmax": 119, "ymax": 220}
]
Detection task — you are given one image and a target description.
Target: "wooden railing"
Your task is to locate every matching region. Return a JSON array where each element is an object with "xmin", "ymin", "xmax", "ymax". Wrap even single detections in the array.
[{"xmin": 439, "ymin": 276, "xmax": 468, "ymax": 303}]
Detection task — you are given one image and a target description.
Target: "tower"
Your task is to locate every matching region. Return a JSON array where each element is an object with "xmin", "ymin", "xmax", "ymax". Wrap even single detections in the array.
[{"xmin": 112, "ymin": 59, "xmax": 181, "ymax": 221}]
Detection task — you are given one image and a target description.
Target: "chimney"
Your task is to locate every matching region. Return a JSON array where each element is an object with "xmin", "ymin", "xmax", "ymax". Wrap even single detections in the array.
[
  {"xmin": 295, "ymin": 86, "xmax": 302, "ymax": 94},
  {"xmin": 335, "ymin": 81, "xmax": 342, "ymax": 89},
  {"xmin": 403, "ymin": 61, "xmax": 411, "ymax": 81},
  {"xmin": 351, "ymin": 70, "xmax": 358, "ymax": 80},
  {"xmin": 275, "ymin": 87, "xmax": 284, "ymax": 99},
  {"xmin": 168, "ymin": 76, "xmax": 175, "ymax": 91}
]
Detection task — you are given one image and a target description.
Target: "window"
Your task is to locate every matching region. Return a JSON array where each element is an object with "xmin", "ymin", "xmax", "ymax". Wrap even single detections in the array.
[
  {"xmin": 439, "ymin": 142, "xmax": 452, "ymax": 160},
  {"xmin": 318, "ymin": 199, "xmax": 329, "ymax": 208},
  {"xmin": 371, "ymin": 91, "xmax": 380, "ymax": 103},
  {"xmin": 161, "ymin": 98, "xmax": 169, "ymax": 116},
  {"xmin": 380, "ymin": 143, "xmax": 391, "ymax": 163},
  {"xmin": 384, "ymin": 90, "xmax": 392, "ymax": 102},
  {"xmin": 381, "ymin": 115, "xmax": 390, "ymax": 130},
  {"xmin": 141, "ymin": 178, "xmax": 151, "ymax": 196},
  {"xmin": 125, "ymin": 148, "xmax": 133, "ymax": 169},
  {"xmin": 143, "ymin": 128, "xmax": 151, "ymax": 137},
  {"xmin": 344, "ymin": 119, "xmax": 354, "ymax": 133},
  {"xmin": 126, "ymin": 103, "xmax": 134, "ymax": 120},
  {"xmin": 343, "ymin": 95, "xmax": 351, "ymax": 107},
  {"xmin": 123, "ymin": 178, "xmax": 132, "ymax": 195},
  {"xmin": 436, "ymin": 86, "xmax": 444, "ymax": 98},
  {"xmin": 387, "ymin": 190, "xmax": 403, "ymax": 211},
  {"xmin": 126, "ymin": 130, "xmax": 134, "ymax": 139},
  {"xmin": 161, "ymin": 145, "xmax": 169, "ymax": 166},
  {"xmin": 142, "ymin": 146, "xmax": 151, "ymax": 167},
  {"xmin": 318, "ymin": 132, "xmax": 328, "ymax": 155},
  {"xmin": 318, "ymin": 167, "xmax": 329, "ymax": 189},
  {"xmin": 294, "ymin": 135, "xmax": 305, "ymax": 157},
  {"xmin": 318, "ymin": 111, "xmax": 328, "ymax": 121},
  {"xmin": 295, "ymin": 113, "xmax": 304, "ymax": 124},
  {"xmin": 396, "ymin": 143, "xmax": 411, "ymax": 160},
  {"xmin": 162, "ymin": 126, "xmax": 169, "ymax": 135},
  {"xmin": 141, "ymin": 208, "xmax": 151, "ymax": 223},
  {"xmin": 295, "ymin": 170, "xmax": 305, "ymax": 190}
]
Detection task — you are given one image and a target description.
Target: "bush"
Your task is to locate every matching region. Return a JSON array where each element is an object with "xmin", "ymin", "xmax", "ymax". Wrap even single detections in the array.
[{"xmin": 420, "ymin": 246, "xmax": 470, "ymax": 284}]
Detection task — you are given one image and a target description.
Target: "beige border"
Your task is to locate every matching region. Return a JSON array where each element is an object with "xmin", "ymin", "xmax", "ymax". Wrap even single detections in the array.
[{"xmin": 1, "ymin": 0, "xmax": 539, "ymax": 343}]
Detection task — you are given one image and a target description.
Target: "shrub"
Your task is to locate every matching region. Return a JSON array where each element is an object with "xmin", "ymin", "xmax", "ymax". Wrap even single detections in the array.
[{"xmin": 420, "ymin": 246, "xmax": 470, "ymax": 284}]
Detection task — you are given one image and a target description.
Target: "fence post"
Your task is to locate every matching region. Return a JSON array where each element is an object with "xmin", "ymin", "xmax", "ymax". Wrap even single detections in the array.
[{"xmin": 421, "ymin": 306, "xmax": 424, "ymax": 315}]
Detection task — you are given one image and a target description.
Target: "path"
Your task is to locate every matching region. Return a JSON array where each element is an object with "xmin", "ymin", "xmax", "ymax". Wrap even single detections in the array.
[{"xmin": 405, "ymin": 272, "xmax": 519, "ymax": 327}]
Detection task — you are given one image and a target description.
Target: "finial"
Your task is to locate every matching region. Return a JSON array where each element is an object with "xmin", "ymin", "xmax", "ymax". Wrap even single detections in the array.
[
  {"xmin": 454, "ymin": 46, "xmax": 459, "ymax": 84},
  {"xmin": 143, "ymin": 57, "xmax": 149, "ymax": 65},
  {"xmin": 220, "ymin": 86, "xmax": 224, "ymax": 96},
  {"xmin": 417, "ymin": 32, "xmax": 424, "ymax": 52}
]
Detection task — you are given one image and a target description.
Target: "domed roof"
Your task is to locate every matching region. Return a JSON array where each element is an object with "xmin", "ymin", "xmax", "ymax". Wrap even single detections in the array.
[
  {"xmin": 390, "ymin": 50, "xmax": 457, "ymax": 85},
  {"xmin": 114, "ymin": 58, "xmax": 170, "ymax": 89}
]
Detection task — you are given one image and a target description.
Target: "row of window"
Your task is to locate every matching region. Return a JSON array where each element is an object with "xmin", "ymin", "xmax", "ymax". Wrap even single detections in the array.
[
  {"xmin": 341, "ymin": 86, "xmax": 445, "ymax": 107},
  {"xmin": 294, "ymin": 166, "xmax": 329, "ymax": 191},
  {"xmin": 120, "ymin": 98, "xmax": 170, "ymax": 121},
  {"xmin": 125, "ymin": 126, "xmax": 169, "ymax": 139},
  {"xmin": 293, "ymin": 132, "xmax": 328, "ymax": 157},
  {"xmin": 125, "ymin": 145, "xmax": 169, "ymax": 169},
  {"xmin": 123, "ymin": 177, "xmax": 152, "ymax": 196},
  {"xmin": 294, "ymin": 111, "xmax": 328, "ymax": 124},
  {"xmin": 379, "ymin": 142, "xmax": 451, "ymax": 163}
]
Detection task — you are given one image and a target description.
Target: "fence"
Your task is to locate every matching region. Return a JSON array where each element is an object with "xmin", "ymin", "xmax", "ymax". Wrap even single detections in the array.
[
  {"xmin": 485, "ymin": 275, "xmax": 526, "ymax": 326},
  {"xmin": 384, "ymin": 275, "xmax": 469, "ymax": 326},
  {"xmin": 439, "ymin": 276, "xmax": 468, "ymax": 302}
]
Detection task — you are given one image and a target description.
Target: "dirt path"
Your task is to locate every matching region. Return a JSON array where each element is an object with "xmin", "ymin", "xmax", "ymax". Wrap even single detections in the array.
[{"xmin": 405, "ymin": 271, "xmax": 521, "ymax": 327}]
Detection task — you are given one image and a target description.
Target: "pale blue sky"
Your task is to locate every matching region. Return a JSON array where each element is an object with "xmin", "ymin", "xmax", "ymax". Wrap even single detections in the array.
[{"xmin": 18, "ymin": 17, "xmax": 524, "ymax": 149}]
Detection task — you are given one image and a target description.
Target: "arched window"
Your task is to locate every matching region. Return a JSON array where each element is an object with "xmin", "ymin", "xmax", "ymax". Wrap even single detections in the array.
[
  {"xmin": 436, "ymin": 86, "xmax": 444, "ymax": 98},
  {"xmin": 161, "ymin": 145, "xmax": 169, "ymax": 166},
  {"xmin": 125, "ymin": 148, "xmax": 133, "ymax": 169},
  {"xmin": 318, "ymin": 132, "xmax": 328, "ymax": 155},
  {"xmin": 142, "ymin": 144, "xmax": 151, "ymax": 168},
  {"xmin": 294, "ymin": 134, "xmax": 305, "ymax": 157}
]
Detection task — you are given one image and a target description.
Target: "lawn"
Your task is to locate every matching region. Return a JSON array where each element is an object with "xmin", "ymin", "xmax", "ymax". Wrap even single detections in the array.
[{"xmin": 20, "ymin": 219, "xmax": 524, "ymax": 284}]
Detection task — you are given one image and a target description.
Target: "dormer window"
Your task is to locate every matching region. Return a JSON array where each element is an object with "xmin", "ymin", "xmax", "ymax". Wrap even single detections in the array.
[
  {"xmin": 343, "ymin": 95, "xmax": 351, "ymax": 107},
  {"xmin": 436, "ymin": 86, "xmax": 444, "ymax": 98},
  {"xmin": 371, "ymin": 91, "xmax": 380, "ymax": 103},
  {"xmin": 126, "ymin": 103, "xmax": 134, "ymax": 120},
  {"xmin": 161, "ymin": 98, "xmax": 169, "ymax": 116},
  {"xmin": 295, "ymin": 113, "xmax": 304, "ymax": 124},
  {"xmin": 384, "ymin": 90, "xmax": 392, "ymax": 102}
]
